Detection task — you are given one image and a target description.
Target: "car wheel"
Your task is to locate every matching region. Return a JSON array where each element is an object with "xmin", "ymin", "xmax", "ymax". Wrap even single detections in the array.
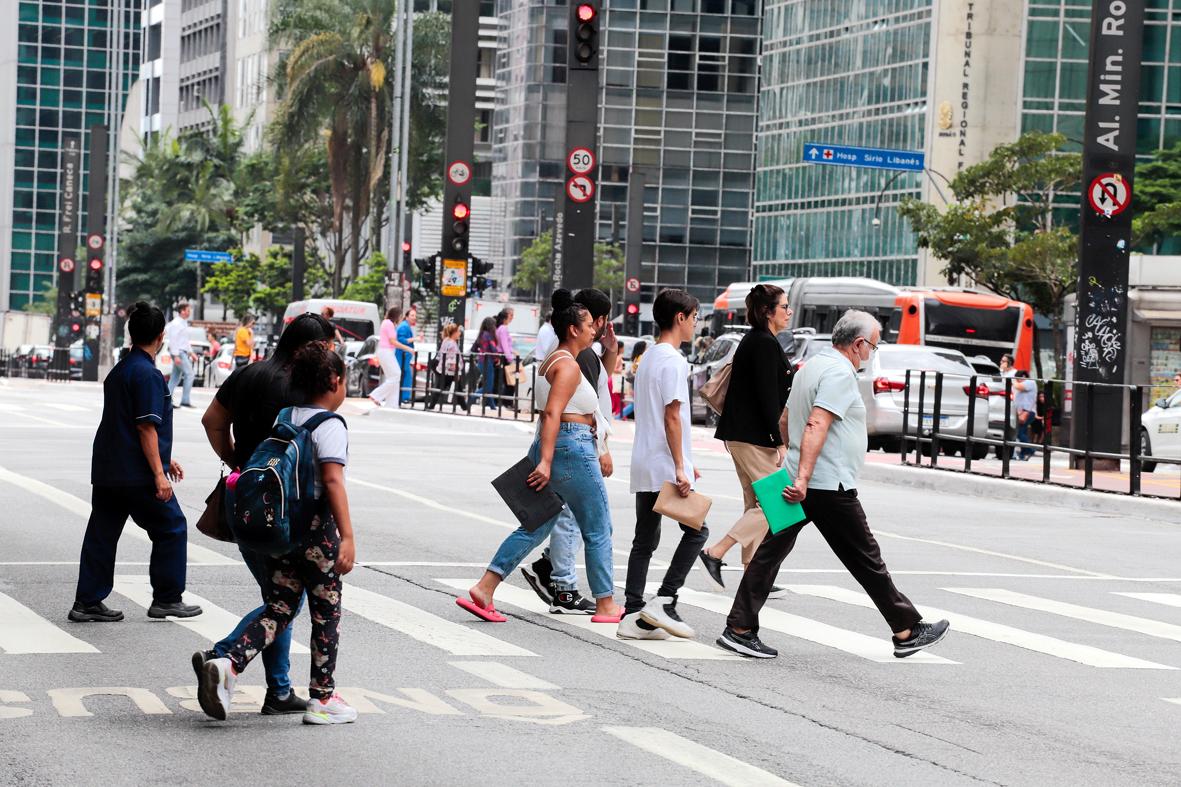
[
  {"xmin": 878, "ymin": 437, "xmax": 902, "ymax": 454},
  {"xmin": 970, "ymin": 444, "xmax": 989, "ymax": 460},
  {"xmin": 1140, "ymin": 429, "xmax": 1157, "ymax": 473}
]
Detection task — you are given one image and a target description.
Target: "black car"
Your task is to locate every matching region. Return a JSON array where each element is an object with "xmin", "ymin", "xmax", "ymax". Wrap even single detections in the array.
[{"xmin": 347, "ymin": 335, "xmax": 382, "ymax": 398}]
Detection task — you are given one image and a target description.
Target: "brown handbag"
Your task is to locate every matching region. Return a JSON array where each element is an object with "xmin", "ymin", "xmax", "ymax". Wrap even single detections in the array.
[
  {"xmin": 699, "ymin": 361, "xmax": 733, "ymax": 414},
  {"xmin": 195, "ymin": 477, "xmax": 235, "ymax": 543}
]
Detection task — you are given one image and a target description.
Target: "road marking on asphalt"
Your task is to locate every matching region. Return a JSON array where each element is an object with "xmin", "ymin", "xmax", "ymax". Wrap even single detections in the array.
[
  {"xmin": 1164, "ymin": 698, "xmax": 1181, "ymax": 707},
  {"xmin": 343, "ymin": 584, "xmax": 537, "ymax": 657},
  {"xmin": 945, "ymin": 588, "xmax": 1181, "ymax": 644},
  {"xmin": 603, "ymin": 726, "xmax": 799, "ymax": 787},
  {"xmin": 872, "ymin": 530, "xmax": 1116, "ymax": 578},
  {"xmin": 41, "ymin": 403, "xmax": 90, "ymax": 412},
  {"xmin": 435, "ymin": 579, "xmax": 741, "ymax": 660},
  {"xmin": 1114, "ymin": 592, "xmax": 1181, "ymax": 609},
  {"xmin": 0, "ymin": 465, "xmax": 237, "ymax": 566},
  {"xmin": 666, "ymin": 586, "xmax": 956, "ymax": 664},
  {"xmin": 785, "ymin": 585, "xmax": 1174, "ymax": 670},
  {"xmin": 0, "ymin": 591, "xmax": 99, "ymax": 654},
  {"xmin": 0, "ymin": 402, "xmax": 68, "ymax": 426},
  {"xmin": 448, "ymin": 661, "xmax": 559, "ymax": 689},
  {"xmin": 111, "ymin": 575, "xmax": 311, "ymax": 654}
]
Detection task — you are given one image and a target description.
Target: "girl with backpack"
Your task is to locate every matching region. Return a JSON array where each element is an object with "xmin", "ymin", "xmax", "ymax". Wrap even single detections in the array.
[{"xmin": 197, "ymin": 342, "xmax": 358, "ymax": 725}]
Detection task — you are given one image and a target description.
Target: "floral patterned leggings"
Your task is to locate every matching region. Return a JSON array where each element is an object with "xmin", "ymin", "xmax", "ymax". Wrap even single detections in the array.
[{"xmin": 226, "ymin": 515, "xmax": 342, "ymax": 700}]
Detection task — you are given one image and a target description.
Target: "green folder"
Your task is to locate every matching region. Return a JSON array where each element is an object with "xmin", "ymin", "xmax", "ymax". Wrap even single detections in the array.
[{"xmin": 751, "ymin": 468, "xmax": 808, "ymax": 534}]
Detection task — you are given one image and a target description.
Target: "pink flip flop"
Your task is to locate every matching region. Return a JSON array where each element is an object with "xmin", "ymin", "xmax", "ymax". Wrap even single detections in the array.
[
  {"xmin": 591, "ymin": 613, "xmax": 623, "ymax": 624},
  {"xmin": 456, "ymin": 596, "xmax": 507, "ymax": 623}
]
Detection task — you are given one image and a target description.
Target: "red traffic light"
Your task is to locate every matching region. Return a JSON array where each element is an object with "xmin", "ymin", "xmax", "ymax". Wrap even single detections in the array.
[
  {"xmin": 88, "ymin": 257, "xmax": 103, "ymax": 271},
  {"xmin": 71, "ymin": 322, "xmax": 81, "ymax": 332},
  {"xmin": 402, "ymin": 241, "xmax": 411, "ymax": 253},
  {"xmin": 626, "ymin": 303, "xmax": 639, "ymax": 315},
  {"xmin": 452, "ymin": 202, "xmax": 470, "ymax": 221},
  {"xmin": 576, "ymin": 2, "xmax": 596, "ymax": 22}
]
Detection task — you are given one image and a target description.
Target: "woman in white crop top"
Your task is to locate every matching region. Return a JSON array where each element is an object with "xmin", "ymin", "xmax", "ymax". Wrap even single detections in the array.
[{"xmin": 456, "ymin": 290, "xmax": 623, "ymax": 624}]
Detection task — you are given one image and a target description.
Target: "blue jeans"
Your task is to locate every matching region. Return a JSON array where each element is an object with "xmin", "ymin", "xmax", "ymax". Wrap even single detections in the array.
[
  {"xmin": 488, "ymin": 424, "xmax": 614, "ymax": 598},
  {"xmin": 471, "ymin": 357, "xmax": 499, "ymax": 409},
  {"xmin": 543, "ymin": 509, "xmax": 582, "ymax": 591},
  {"xmin": 168, "ymin": 353, "xmax": 194, "ymax": 405},
  {"xmin": 213, "ymin": 545, "xmax": 303, "ymax": 693},
  {"xmin": 1017, "ymin": 416, "xmax": 1034, "ymax": 459}
]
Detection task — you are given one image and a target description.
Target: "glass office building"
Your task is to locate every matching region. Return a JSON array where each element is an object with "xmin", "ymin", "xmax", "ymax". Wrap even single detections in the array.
[
  {"xmin": 492, "ymin": 0, "xmax": 760, "ymax": 303},
  {"xmin": 1, "ymin": 0, "xmax": 140, "ymax": 310}
]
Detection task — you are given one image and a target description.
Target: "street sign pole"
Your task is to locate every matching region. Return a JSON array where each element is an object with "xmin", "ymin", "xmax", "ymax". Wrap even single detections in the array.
[
  {"xmin": 83, "ymin": 125, "xmax": 108, "ymax": 382},
  {"xmin": 438, "ymin": 1, "xmax": 479, "ymax": 333},
  {"xmin": 54, "ymin": 135, "xmax": 82, "ymax": 361},
  {"xmin": 622, "ymin": 168, "xmax": 645, "ymax": 336},
  {"xmin": 1070, "ymin": 0, "xmax": 1144, "ymax": 467},
  {"xmin": 561, "ymin": 2, "xmax": 601, "ymax": 290}
]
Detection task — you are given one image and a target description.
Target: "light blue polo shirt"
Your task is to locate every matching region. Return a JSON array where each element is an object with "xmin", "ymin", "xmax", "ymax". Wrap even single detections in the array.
[{"xmin": 785, "ymin": 347, "xmax": 867, "ymax": 491}]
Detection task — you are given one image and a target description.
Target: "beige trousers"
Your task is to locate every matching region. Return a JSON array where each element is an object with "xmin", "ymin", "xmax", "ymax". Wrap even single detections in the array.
[{"xmin": 723, "ymin": 441, "xmax": 781, "ymax": 565}]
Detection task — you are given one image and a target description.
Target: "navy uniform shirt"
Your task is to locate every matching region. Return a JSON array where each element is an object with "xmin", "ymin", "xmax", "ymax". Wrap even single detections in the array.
[{"xmin": 91, "ymin": 347, "xmax": 173, "ymax": 486}]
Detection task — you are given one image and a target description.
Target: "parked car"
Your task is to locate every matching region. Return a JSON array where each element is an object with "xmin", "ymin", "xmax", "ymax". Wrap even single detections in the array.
[
  {"xmin": 347, "ymin": 335, "xmax": 382, "ymax": 398},
  {"xmin": 68, "ymin": 341, "xmax": 84, "ymax": 380},
  {"xmin": 25, "ymin": 345, "xmax": 54, "ymax": 378},
  {"xmin": 780, "ymin": 329, "xmax": 832, "ymax": 370},
  {"xmin": 1140, "ymin": 389, "xmax": 1181, "ymax": 472},
  {"xmin": 862, "ymin": 345, "xmax": 991, "ymax": 456},
  {"xmin": 204, "ymin": 344, "xmax": 236, "ymax": 388},
  {"xmin": 967, "ymin": 355, "xmax": 1018, "ymax": 457}
]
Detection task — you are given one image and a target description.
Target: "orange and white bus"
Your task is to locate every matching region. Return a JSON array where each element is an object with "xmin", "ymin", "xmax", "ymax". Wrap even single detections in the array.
[{"xmin": 711, "ymin": 277, "xmax": 1035, "ymax": 371}]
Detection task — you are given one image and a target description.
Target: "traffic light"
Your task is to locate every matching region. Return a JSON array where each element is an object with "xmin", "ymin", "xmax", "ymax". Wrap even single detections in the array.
[
  {"xmin": 469, "ymin": 257, "xmax": 495, "ymax": 296},
  {"xmin": 402, "ymin": 241, "xmax": 412, "ymax": 270},
  {"xmin": 623, "ymin": 301, "xmax": 640, "ymax": 336},
  {"xmin": 85, "ymin": 255, "xmax": 103, "ymax": 292},
  {"xmin": 570, "ymin": 2, "xmax": 599, "ymax": 68},
  {"xmin": 450, "ymin": 199, "xmax": 470, "ymax": 254},
  {"xmin": 414, "ymin": 255, "xmax": 437, "ymax": 292}
]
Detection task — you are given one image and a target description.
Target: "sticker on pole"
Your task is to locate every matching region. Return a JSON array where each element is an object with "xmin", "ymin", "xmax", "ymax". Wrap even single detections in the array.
[
  {"xmin": 567, "ymin": 175, "xmax": 595, "ymax": 203},
  {"xmin": 447, "ymin": 161, "xmax": 471, "ymax": 186},
  {"xmin": 1088, "ymin": 173, "xmax": 1130, "ymax": 216},
  {"xmin": 625, "ymin": 277, "xmax": 640, "ymax": 293},
  {"xmin": 59, "ymin": 257, "xmax": 75, "ymax": 273},
  {"xmin": 441, "ymin": 258, "xmax": 468, "ymax": 297},
  {"xmin": 567, "ymin": 147, "xmax": 595, "ymax": 175},
  {"xmin": 86, "ymin": 233, "xmax": 104, "ymax": 251}
]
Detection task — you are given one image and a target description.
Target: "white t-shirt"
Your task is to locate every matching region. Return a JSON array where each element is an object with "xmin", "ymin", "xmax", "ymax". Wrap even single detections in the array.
[
  {"xmin": 535, "ymin": 322, "xmax": 557, "ymax": 358},
  {"xmin": 630, "ymin": 343, "xmax": 694, "ymax": 493},
  {"xmin": 290, "ymin": 406, "xmax": 349, "ymax": 498}
]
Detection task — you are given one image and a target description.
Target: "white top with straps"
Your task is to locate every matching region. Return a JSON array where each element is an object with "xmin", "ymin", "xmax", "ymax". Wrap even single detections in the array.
[{"xmin": 535, "ymin": 350, "xmax": 609, "ymax": 454}]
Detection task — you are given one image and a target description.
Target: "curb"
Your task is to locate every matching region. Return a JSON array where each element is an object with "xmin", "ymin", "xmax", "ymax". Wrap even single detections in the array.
[
  {"xmin": 364, "ymin": 405, "xmax": 535, "ymax": 436},
  {"xmin": 860, "ymin": 461, "xmax": 1181, "ymax": 525}
]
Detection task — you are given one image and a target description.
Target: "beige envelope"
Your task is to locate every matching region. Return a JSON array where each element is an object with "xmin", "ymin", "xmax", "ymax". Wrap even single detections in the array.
[{"xmin": 652, "ymin": 482, "xmax": 713, "ymax": 530}]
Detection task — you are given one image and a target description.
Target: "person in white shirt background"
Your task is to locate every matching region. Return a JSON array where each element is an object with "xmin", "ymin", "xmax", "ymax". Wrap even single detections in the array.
[{"xmin": 165, "ymin": 302, "xmax": 198, "ymax": 408}]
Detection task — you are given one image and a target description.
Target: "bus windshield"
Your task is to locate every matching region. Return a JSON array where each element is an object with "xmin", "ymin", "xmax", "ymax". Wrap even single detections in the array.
[{"xmin": 923, "ymin": 300, "xmax": 1019, "ymax": 361}]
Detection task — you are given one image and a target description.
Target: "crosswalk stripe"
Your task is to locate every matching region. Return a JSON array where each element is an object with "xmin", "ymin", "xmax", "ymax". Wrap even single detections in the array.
[
  {"xmin": 1164, "ymin": 698, "xmax": 1181, "ymax": 707},
  {"xmin": 665, "ymin": 587, "xmax": 956, "ymax": 664},
  {"xmin": 435, "ymin": 579, "xmax": 741, "ymax": 660},
  {"xmin": 41, "ymin": 403, "xmax": 90, "ymax": 412},
  {"xmin": 785, "ymin": 585, "xmax": 1174, "ymax": 670},
  {"xmin": 1114, "ymin": 592, "xmax": 1181, "ymax": 610},
  {"xmin": 343, "ymin": 584, "xmax": 537, "ymax": 657},
  {"xmin": 0, "ymin": 591, "xmax": 99, "ymax": 654},
  {"xmin": 945, "ymin": 588, "xmax": 1181, "ymax": 644},
  {"xmin": 448, "ymin": 661, "xmax": 559, "ymax": 689},
  {"xmin": 112, "ymin": 575, "xmax": 310, "ymax": 654},
  {"xmin": 603, "ymin": 726, "xmax": 800, "ymax": 787}
]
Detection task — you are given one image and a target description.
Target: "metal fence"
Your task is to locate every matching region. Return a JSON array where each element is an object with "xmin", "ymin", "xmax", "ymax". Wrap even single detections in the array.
[
  {"xmin": 900, "ymin": 370, "xmax": 1181, "ymax": 500},
  {"xmin": 0, "ymin": 347, "xmax": 73, "ymax": 382}
]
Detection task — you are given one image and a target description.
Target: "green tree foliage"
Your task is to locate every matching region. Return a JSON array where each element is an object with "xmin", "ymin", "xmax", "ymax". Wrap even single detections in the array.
[
  {"xmin": 202, "ymin": 247, "xmax": 330, "ymax": 321},
  {"xmin": 898, "ymin": 131, "xmax": 1081, "ymax": 377},
  {"xmin": 1133, "ymin": 141, "xmax": 1181, "ymax": 248},
  {"xmin": 22, "ymin": 284, "xmax": 57, "ymax": 316},
  {"xmin": 511, "ymin": 232, "xmax": 626, "ymax": 299},
  {"xmin": 341, "ymin": 252, "xmax": 389, "ymax": 306},
  {"xmin": 405, "ymin": 12, "xmax": 450, "ymax": 211}
]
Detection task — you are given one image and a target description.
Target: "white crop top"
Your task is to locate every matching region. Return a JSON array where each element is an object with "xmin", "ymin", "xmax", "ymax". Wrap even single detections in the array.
[{"xmin": 535, "ymin": 350, "xmax": 609, "ymax": 454}]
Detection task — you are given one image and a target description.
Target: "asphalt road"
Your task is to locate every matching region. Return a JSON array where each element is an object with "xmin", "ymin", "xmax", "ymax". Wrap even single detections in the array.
[{"xmin": 2, "ymin": 378, "xmax": 1181, "ymax": 786}]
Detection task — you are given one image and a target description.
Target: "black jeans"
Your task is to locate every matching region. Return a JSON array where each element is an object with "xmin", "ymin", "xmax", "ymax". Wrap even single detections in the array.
[
  {"xmin": 624, "ymin": 491, "xmax": 710, "ymax": 615},
  {"xmin": 427, "ymin": 374, "xmax": 464, "ymax": 409},
  {"xmin": 726, "ymin": 487, "xmax": 921, "ymax": 635}
]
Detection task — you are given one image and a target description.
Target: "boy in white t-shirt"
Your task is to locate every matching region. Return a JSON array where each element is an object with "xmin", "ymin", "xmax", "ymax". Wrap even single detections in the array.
[{"xmin": 619, "ymin": 289, "xmax": 706, "ymax": 640}]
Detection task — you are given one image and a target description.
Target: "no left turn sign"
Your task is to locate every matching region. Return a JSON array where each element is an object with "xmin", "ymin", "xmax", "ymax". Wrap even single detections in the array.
[
  {"xmin": 567, "ymin": 175, "xmax": 595, "ymax": 203},
  {"xmin": 1088, "ymin": 172, "xmax": 1131, "ymax": 216},
  {"xmin": 567, "ymin": 147, "xmax": 595, "ymax": 175},
  {"xmin": 447, "ymin": 160, "xmax": 471, "ymax": 186},
  {"xmin": 86, "ymin": 233, "xmax": 103, "ymax": 250}
]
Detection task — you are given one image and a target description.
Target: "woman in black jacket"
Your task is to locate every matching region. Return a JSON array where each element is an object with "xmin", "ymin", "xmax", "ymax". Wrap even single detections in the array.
[{"xmin": 698, "ymin": 283, "xmax": 793, "ymax": 590}]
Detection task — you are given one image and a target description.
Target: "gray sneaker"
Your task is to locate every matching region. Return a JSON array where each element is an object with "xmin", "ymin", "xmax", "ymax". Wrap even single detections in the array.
[{"xmin": 893, "ymin": 619, "xmax": 950, "ymax": 658}]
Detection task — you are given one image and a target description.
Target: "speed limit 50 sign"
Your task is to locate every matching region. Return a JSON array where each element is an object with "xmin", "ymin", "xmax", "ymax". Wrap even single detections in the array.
[{"xmin": 567, "ymin": 147, "xmax": 595, "ymax": 175}]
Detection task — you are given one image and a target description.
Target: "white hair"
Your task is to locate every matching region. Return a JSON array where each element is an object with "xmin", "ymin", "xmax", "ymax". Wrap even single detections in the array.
[{"xmin": 831, "ymin": 310, "xmax": 879, "ymax": 348}]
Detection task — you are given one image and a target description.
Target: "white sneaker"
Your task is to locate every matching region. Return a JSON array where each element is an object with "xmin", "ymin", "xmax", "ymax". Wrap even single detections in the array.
[
  {"xmin": 198, "ymin": 657, "xmax": 236, "ymax": 721},
  {"xmin": 617, "ymin": 612, "xmax": 671, "ymax": 640},
  {"xmin": 639, "ymin": 596, "xmax": 696, "ymax": 639},
  {"xmin": 303, "ymin": 693, "xmax": 358, "ymax": 725}
]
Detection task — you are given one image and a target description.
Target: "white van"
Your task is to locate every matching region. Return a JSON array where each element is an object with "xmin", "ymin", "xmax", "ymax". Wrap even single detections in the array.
[{"xmin": 283, "ymin": 299, "xmax": 381, "ymax": 342}]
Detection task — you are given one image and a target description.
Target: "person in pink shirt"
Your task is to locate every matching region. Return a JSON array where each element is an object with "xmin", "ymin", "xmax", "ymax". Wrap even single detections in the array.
[
  {"xmin": 369, "ymin": 307, "xmax": 415, "ymax": 408},
  {"xmin": 495, "ymin": 308, "xmax": 516, "ymax": 402}
]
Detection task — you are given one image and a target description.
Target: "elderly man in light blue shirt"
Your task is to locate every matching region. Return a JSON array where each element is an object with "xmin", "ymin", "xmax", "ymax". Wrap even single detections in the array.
[
  {"xmin": 718, "ymin": 309, "xmax": 951, "ymax": 660},
  {"xmin": 164, "ymin": 302, "xmax": 197, "ymax": 408},
  {"xmin": 1012, "ymin": 370, "xmax": 1038, "ymax": 460}
]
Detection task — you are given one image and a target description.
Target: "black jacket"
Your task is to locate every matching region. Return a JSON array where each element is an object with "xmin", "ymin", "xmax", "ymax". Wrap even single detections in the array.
[{"xmin": 713, "ymin": 327, "xmax": 790, "ymax": 447}]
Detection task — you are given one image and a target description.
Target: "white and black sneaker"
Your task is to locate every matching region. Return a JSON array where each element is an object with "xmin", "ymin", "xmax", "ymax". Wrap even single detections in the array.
[
  {"xmin": 197, "ymin": 657, "xmax": 237, "ymax": 720},
  {"xmin": 520, "ymin": 563, "xmax": 554, "ymax": 605},
  {"xmin": 617, "ymin": 612, "xmax": 671, "ymax": 640},
  {"xmin": 892, "ymin": 619, "xmax": 950, "ymax": 658},
  {"xmin": 549, "ymin": 587, "xmax": 595, "ymax": 615},
  {"xmin": 698, "ymin": 550, "xmax": 726, "ymax": 591},
  {"xmin": 639, "ymin": 596, "xmax": 695, "ymax": 639},
  {"xmin": 716, "ymin": 627, "xmax": 778, "ymax": 659}
]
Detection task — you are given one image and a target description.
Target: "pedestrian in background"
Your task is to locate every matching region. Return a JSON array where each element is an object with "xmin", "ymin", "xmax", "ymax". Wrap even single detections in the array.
[
  {"xmin": 198, "ymin": 341, "xmax": 358, "ymax": 725},
  {"xmin": 698, "ymin": 283, "xmax": 792, "ymax": 594},
  {"xmin": 428, "ymin": 322, "xmax": 466, "ymax": 411},
  {"xmin": 620, "ymin": 289, "xmax": 706, "ymax": 641},
  {"xmin": 470, "ymin": 317, "xmax": 502, "ymax": 411},
  {"xmin": 458, "ymin": 289, "xmax": 622, "ymax": 623},
  {"xmin": 233, "ymin": 314, "xmax": 255, "ymax": 369},
  {"xmin": 69, "ymin": 302, "xmax": 202, "ymax": 623},
  {"xmin": 1013, "ymin": 370, "xmax": 1038, "ymax": 461},
  {"xmin": 999, "ymin": 353, "xmax": 1016, "ymax": 378},
  {"xmin": 196, "ymin": 312, "xmax": 336, "ymax": 715},
  {"xmin": 321, "ymin": 305, "xmax": 344, "ymax": 346},
  {"xmin": 718, "ymin": 310, "xmax": 950, "ymax": 660},
  {"xmin": 619, "ymin": 340, "xmax": 648, "ymax": 420},
  {"xmin": 396, "ymin": 306, "xmax": 418, "ymax": 403},
  {"xmin": 496, "ymin": 308, "xmax": 517, "ymax": 404},
  {"xmin": 165, "ymin": 302, "xmax": 197, "ymax": 409},
  {"xmin": 369, "ymin": 307, "xmax": 414, "ymax": 409}
]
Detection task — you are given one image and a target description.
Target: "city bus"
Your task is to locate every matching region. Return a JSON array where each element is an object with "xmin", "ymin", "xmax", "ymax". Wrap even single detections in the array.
[{"xmin": 710, "ymin": 277, "xmax": 1035, "ymax": 370}]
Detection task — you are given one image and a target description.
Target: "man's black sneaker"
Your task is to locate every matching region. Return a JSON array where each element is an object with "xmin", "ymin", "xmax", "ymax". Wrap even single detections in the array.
[
  {"xmin": 68, "ymin": 601, "xmax": 124, "ymax": 622},
  {"xmin": 191, "ymin": 649, "xmax": 215, "ymax": 680},
  {"xmin": 698, "ymin": 550, "xmax": 726, "ymax": 591},
  {"xmin": 767, "ymin": 585, "xmax": 789, "ymax": 599},
  {"xmin": 549, "ymin": 587, "xmax": 595, "ymax": 615},
  {"xmin": 893, "ymin": 619, "xmax": 951, "ymax": 658},
  {"xmin": 148, "ymin": 601, "xmax": 203, "ymax": 619},
  {"xmin": 262, "ymin": 689, "xmax": 308, "ymax": 715},
  {"xmin": 716, "ymin": 627, "xmax": 778, "ymax": 659},
  {"xmin": 520, "ymin": 564, "xmax": 554, "ymax": 605}
]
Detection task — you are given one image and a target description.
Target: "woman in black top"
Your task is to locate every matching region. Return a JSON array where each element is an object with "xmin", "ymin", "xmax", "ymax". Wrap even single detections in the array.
[{"xmin": 698, "ymin": 284, "xmax": 793, "ymax": 591}]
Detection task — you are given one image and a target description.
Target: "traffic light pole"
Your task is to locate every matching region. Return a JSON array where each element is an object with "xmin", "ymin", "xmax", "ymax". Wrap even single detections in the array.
[
  {"xmin": 83, "ymin": 125, "xmax": 108, "ymax": 382},
  {"xmin": 622, "ymin": 168, "xmax": 645, "ymax": 336},
  {"xmin": 54, "ymin": 135, "xmax": 82, "ymax": 360},
  {"xmin": 560, "ymin": 2, "xmax": 601, "ymax": 291},
  {"xmin": 437, "ymin": 2, "xmax": 479, "ymax": 334}
]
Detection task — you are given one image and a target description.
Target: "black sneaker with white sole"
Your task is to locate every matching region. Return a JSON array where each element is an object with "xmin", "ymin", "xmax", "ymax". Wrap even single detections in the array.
[
  {"xmin": 549, "ymin": 587, "xmax": 595, "ymax": 614},
  {"xmin": 191, "ymin": 649, "xmax": 215, "ymax": 680},
  {"xmin": 262, "ymin": 689, "xmax": 308, "ymax": 715},
  {"xmin": 767, "ymin": 585, "xmax": 789, "ymax": 599},
  {"xmin": 892, "ymin": 619, "xmax": 950, "ymax": 658},
  {"xmin": 716, "ymin": 627, "xmax": 778, "ymax": 659},
  {"xmin": 520, "ymin": 564, "xmax": 554, "ymax": 605},
  {"xmin": 698, "ymin": 550, "xmax": 726, "ymax": 591}
]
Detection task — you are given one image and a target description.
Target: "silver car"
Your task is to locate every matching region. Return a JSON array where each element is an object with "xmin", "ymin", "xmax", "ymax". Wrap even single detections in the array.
[
  {"xmin": 689, "ymin": 332, "xmax": 744, "ymax": 424},
  {"xmin": 861, "ymin": 345, "xmax": 991, "ymax": 457}
]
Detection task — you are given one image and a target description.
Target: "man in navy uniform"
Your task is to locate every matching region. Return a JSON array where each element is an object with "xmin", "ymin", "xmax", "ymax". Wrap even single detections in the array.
[{"xmin": 69, "ymin": 302, "xmax": 202, "ymax": 622}]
